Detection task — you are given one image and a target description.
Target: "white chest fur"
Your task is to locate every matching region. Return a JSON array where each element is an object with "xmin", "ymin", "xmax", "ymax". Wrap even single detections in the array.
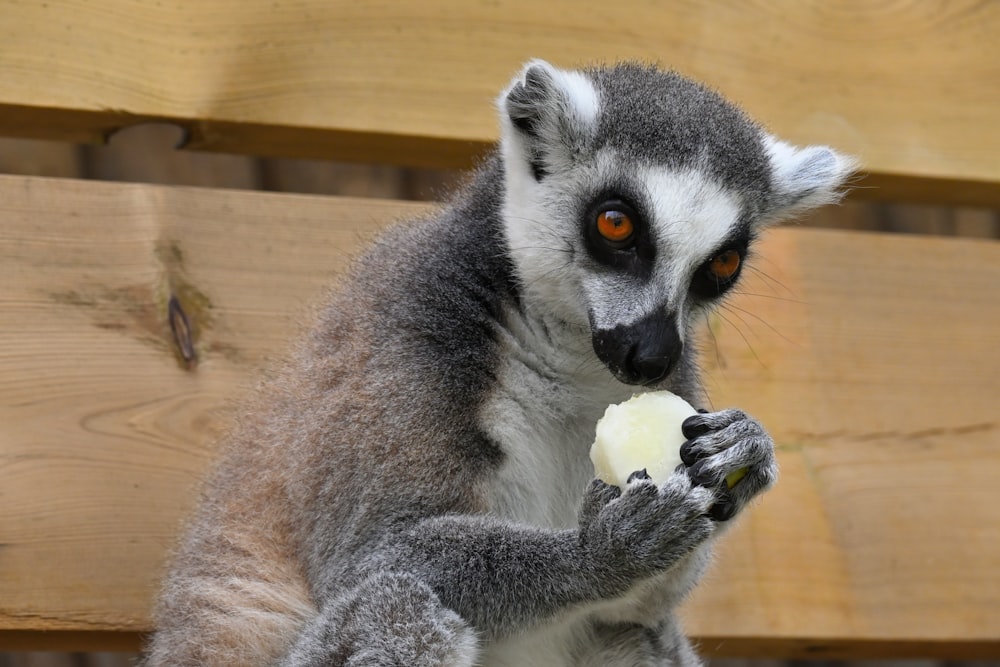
[
  {"xmin": 474, "ymin": 310, "xmax": 709, "ymax": 665},
  {"xmin": 478, "ymin": 309, "xmax": 630, "ymax": 529}
]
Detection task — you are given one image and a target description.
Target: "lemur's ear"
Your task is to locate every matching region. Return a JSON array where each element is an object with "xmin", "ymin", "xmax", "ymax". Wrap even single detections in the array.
[
  {"xmin": 763, "ymin": 136, "xmax": 858, "ymax": 222},
  {"xmin": 498, "ymin": 60, "xmax": 599, "ymax": 180}
]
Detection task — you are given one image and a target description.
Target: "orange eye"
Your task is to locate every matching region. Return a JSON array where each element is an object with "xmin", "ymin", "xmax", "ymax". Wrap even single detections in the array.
[
  {"xmin": 596, "ymin": 210, "xmax": 635, "ymax": 245},
  {"xmin": 708, "ymin": 250, "xmax": 741, "ymax": 280}
]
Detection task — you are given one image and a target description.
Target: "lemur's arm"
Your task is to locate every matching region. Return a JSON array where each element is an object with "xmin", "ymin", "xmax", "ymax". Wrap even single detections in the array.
[
  {"xmin": 375, "ymin": 407, "xmax": 776, "ymax": 640},
  {"xmin": 279, "ymin": 475, "xmax": 715, "ymax": 666},
  {"xmin": 278, "ymin": 409, "xmax": 775, "ymax": 666},
  {"xmin": 369, "ymin": 471, "xmax": 716, "ymax": 639}
]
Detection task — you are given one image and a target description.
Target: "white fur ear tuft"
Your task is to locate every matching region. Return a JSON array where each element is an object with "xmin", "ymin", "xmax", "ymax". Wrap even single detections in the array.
[
  {"xmin": 497, "ymin": 59, "xmax": 599, "ymax": 131},
  {"xmin": 543, "ymin": 63, "xmax": 601, "ymax": 129},
  {"xmin": 496, "ymin": 59, "xmax": 600, "ymax": 179},
  {"xmin": 765, "ymin": 136, "xmax": 859, "ymax": 220}
]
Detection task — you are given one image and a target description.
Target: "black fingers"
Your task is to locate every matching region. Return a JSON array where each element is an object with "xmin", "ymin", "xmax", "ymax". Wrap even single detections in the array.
[
  {"xmin": 627, "ymin": 468, "xmax": 651, "ymax": 484},
  {"xmin": 681, "ymin": 414, "xmax": 712, "ymax": 439},
  {"xmin": 708, "ymin": 492, "xmax": 737, "ymax": 522}
]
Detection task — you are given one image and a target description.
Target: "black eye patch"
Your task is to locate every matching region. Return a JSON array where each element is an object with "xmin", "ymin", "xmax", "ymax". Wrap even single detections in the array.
[
  {"xmin": 690, "ymin": 236, "xmax": 751, "ymax": 300},
  {"xmin": 582, "ymin": 194, "xmax": 655, "ymax": 280}
]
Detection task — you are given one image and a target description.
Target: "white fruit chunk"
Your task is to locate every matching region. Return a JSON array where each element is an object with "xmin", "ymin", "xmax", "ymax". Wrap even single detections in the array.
[{"xmin": 590, "ymin": 391, "xmax": 697, "ymax": 488}]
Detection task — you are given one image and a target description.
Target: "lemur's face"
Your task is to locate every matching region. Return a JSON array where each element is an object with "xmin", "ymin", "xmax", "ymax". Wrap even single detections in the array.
[
  {"xmin": 498, "ymin": 61, "xmax": 854, "ymax": 386},
  {"xmin": 575, "ymin": 161, "xmax": 751, "ymax": 386},
  {"xmin": 505, "ymin": 153, "xmax": 751, "ymax": 386}
]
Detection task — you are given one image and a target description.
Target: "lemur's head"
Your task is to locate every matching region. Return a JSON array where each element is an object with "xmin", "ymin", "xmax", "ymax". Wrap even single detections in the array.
[{"xmin": 497, "ymin": 60, "xmax": 855, "ymax": 386}]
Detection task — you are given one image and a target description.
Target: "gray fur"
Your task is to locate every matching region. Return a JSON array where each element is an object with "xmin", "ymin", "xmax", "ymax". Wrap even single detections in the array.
[
  {"xmin": 144, "ymin": 60, "xmax": 854, "ymax": 666},
  {"xmin": 588, "ymin": 63, "xmax": 773, "ymax": 211}
]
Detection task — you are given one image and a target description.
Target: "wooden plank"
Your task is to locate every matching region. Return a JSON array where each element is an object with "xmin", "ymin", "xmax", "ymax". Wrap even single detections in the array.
[
  {"xmin": 1, "ymin": 175, "xmax": 998, "ymax": 656},
  {"xmin": 684, "ymin": 228, "xmax": 1000, "ymax": 656},
  {"xmin": 0, "ymin": 1, "xmax": 998, "ymax": 206},
  {"xmin": 0, "ymin": 175, "xmax": 426, "ymax": 646}
]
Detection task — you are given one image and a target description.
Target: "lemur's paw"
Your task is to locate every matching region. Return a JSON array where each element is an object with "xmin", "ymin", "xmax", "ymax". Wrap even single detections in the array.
[
  {"xmin": 578, "ymin": 478, "xmax": 623, "ymax": 531},
  {"xmin": 579, "ymin": 469, "xmax": 716, "ymax": 581},
  {"xmin": 678, "ymin": 409, "xmax": 778, "ymax": 521}
]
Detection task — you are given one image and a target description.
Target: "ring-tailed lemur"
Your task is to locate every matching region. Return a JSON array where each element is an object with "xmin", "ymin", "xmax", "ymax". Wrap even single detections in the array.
[{"xmin": 144, "ymin": 60, "xmax": 854, "ymax": 666}]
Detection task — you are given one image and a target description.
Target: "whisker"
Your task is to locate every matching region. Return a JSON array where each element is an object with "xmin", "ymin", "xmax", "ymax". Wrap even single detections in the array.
[
  {"xmin": 520, "ymin": 260, "xmax": 574, "ymax": 291},
  {"xmin": 744, "ymin": 264, "xmax": 795, "ymax": 297},
  {"xmin": 717, "ymin": 305, "xmax": 763, "ymax": 344},
  {"xmin": 504, "ymin": 245, "xmax": 572, "ymax": 254},
  {"xmin": 721, "ymin": 302, "xmax": 801, "ymax": 348},
  {"xmin": 714, "ymin": 308, "xmax": 767, "ymax": 370},
  {"xmin": 701, "ymin": 311, "xmax": 724, "ymax": 371},
  {"xmin": 571, "ymin": 355, "xmax": 605, "ymax": 378},
  {"xmin": 730, "ymin": 290, "xmax": 805, "ymax": 305},
  {"xmin": 695, "ymin": 384, "xmax": 714, "ymax": 412}
]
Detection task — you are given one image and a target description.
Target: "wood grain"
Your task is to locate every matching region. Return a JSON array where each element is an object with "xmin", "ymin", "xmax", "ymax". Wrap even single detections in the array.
[
  {"xmin": 684, "ymin": 228, "xmax": 1000, "ymax": 656},
  {"xmin": 0, "ymin": 1, "xmax": 998, "ymax": 205},
  {"xmin": 1, "ymin": 175, "xmax": 998, "ymax": 656},
  {"xmin": 0, "ymin": 175, "xmax": 427, "ymax": 646}
]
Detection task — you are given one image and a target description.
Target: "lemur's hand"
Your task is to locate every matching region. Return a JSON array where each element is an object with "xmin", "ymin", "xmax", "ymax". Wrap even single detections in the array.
[
  {"xmin": 679, "ymin": 409, "xmax": 778, "ymax": 522},
  {"xmin": 577, "ymin": 471, "xmax": 716, "ymax": 586}
]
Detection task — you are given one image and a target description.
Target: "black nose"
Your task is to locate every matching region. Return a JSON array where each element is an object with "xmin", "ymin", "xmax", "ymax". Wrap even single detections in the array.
[{"xmin": 592, "ymin": 311, "xmax": 683, "ymax": 386}]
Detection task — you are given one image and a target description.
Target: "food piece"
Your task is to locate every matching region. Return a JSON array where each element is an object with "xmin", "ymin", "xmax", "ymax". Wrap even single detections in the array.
[
  {"xmin": 590, "ymin": 391, "xmax": 697, "ymax": 488},
  {"xmin": 724, "ymin": 467, "xmax": 749, "ymax": 488},
  {"xmin": 590, "ymin": 391, "xmax": 750, "ymax": 489}
]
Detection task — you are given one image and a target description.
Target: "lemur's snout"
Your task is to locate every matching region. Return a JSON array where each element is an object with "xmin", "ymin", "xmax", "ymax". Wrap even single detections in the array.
[{"xmin": 592, "ymin": 311, "xmax": 682, "ymax": 386}]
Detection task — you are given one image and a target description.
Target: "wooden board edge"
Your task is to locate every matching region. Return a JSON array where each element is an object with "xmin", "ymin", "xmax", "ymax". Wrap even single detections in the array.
[
  {"xmin": 0, "ymin": 630, "xmax": 145, "ymax": 653},
  {"xmin": 695, "ymin": 636, "xmax": 1000, "ymax": 660},
  {"xmin": 2, "ymin": 104, "xmax": 999, "ymax": 207},
  {"xmin": 2, "ymin": 630, "xmax": 998, "ymax": 659}
]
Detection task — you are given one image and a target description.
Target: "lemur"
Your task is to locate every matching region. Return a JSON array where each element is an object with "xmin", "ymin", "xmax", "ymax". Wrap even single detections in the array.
[{"xmin": 144, "ymin": 60, "xmax": 854, "ymax": 666}]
